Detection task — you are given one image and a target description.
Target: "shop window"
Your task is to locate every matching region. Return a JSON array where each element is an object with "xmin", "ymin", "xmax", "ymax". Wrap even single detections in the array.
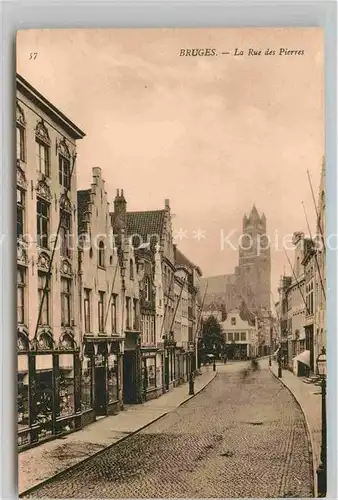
[
  {"xmin": 35, "ymin": 366, "xmax": 53, "ymax": 440},
  {"xmin": 18, "ymin": 356, "xmax": 29, "ymax": 430},
  {"xmin": 108, "ymin": 355, "xmax": 118, "ymax": 403},
  {"xmin": 146, "ymin": 358, "xmax": 156, "ymax": 389},
  {"xmin": 59, "ymin": 354, "xmax": 75, "ymax": 418},
  {"xmin": 81, "ymin": 357, "xmax": 93, "ymax": 412}
]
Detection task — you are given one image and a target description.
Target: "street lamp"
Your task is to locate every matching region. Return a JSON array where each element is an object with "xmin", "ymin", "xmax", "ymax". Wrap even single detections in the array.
[{"xmin": 316, "ymin": 347, "xmax": 327, "ymax": 497}]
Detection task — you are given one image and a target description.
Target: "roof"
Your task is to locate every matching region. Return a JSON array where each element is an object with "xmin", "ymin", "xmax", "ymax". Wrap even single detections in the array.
[
  {"xmin": 16, "ymin": 74, "xmax": 86, "ymax": 140},
  {"xmin": 175, "ymin": 247, "xmax": 202, "ymax": 275}
]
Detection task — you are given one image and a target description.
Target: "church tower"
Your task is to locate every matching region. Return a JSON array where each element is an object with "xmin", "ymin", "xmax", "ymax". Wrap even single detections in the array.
[{"xmin": 237, "ymin": 205, "xmax": 271, "ymax": 311}]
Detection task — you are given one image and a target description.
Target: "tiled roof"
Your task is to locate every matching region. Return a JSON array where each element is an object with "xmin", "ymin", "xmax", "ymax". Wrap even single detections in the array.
[
  {"xmin": 77, "ymin": 189, "xmax": 91, "ymax": 233},
  {"xmin": 110, "ymin": 210, "xmax": 166, "ymax": 247}
]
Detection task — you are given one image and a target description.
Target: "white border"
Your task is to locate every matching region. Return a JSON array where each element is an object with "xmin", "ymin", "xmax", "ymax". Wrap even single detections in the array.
[{"xmin": 1, "ymin": 1, "xmax": 337, "ymax": 499}]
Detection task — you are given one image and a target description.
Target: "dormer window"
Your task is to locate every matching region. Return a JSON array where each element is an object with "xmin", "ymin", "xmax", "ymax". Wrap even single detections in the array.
[
  {"xmin": 231, "ymin": 317, "xmax": 236, "ymax": 326},
  {"xmin": 98, "ymin": 241, "xmax": 105, "ymax": 268}
]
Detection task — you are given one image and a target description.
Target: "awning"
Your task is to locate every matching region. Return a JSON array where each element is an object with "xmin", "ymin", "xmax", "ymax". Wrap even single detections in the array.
[{"xmin": 294, "ymin": 350, "xmax": 311, "ymax": 367}]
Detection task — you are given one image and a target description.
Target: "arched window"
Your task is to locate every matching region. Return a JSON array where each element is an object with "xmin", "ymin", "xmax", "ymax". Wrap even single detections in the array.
[
  {"xmin": 130, "ymin": 259, "xmax": 134, "ymax": 280},
  {"xmin": 98, "ymin": 241, "xmax": 105, "ymax": 268}
]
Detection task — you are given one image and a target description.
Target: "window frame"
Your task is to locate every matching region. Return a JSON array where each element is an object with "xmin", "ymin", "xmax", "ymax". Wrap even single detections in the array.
[
  {"xmin": 61, "ymin": 276, "xmax": 72, "ymax": 327},
  {"xmin": 36, "ymin": 140, "xmax": 50, "ymax": 177},
  {"xmin": 17, "ymin": 187, "xmax": 25, "ymax": 240},
  {"xmin": 98, "ymin": 241, "xmax": 105, "ymax": 268},
  {"xmin": 37, "ymin": 197, "xmax": 50, "ymax": 249},
  {"xmin": 60, "ymin": 209, "xmax": 72, "ymax": 257},
  {"xmin": 98, "ymin": 291, "xmax": 105, "ymax": 333},
  {"xmin": 38, "ymin": 271, "xmax": 51, "ymax": 326},
  {"xmin": 16, "ymin": 124, "xmax": 25, "ymax": 162},
  {"xmin": 84, "ymin": 288, "xmax": 91, "ymax": 333},
  {"xmin": 17, "ymin": 266, "xmax": 26, "ymax": 325},
  {"xmin": 59, "ymin": 154, "xmax": 71, "ymax": 190}
]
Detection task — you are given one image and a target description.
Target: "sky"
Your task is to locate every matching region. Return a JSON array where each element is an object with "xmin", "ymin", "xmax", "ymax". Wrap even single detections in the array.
[{"xmin": 17, "ymin": 28, "xmax": 324, "ymax": 298}]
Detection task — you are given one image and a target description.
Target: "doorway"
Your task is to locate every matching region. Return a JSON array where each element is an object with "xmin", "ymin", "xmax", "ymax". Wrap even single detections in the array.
[
  {"xmin": 123, "ymin": 351, "xmax": 138, "ymax": 404},
  {"xmin": 94, "ymin": 367, "xmax": 107, "ymax": 416}
]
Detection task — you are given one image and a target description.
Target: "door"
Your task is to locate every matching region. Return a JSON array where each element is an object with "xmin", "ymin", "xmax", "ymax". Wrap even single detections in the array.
[
  {"xmin": 94, "ymin": 367, "xmax": 107, "ymax": 416},
  {"xmin": 123, "ymin": 351, "xmax": 138, "ymax": 404}
]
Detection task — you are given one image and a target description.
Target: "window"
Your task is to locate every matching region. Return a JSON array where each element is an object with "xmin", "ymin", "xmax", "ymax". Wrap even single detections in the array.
[
  {"xmin": 126, "ymin": 297, "xmax": 131, "ymax": 329},
  {"xmin": 38, "ymin": 272, "xmax": 50, "ymax": 325},
  {"xmin": 144, "ymin": 277, "xmax": 151, "ymax": 301},
  {"xmin": 60, "ymin": 210, "xmax": 72, "ymax": 257},
  {"xmin": 98, "ymin": 292, "xmax": 105, "ymax": 332},
  {"xmin": 234, "ymin": 332, "xmax": 239, "ymax": 341},
  {"xmin": 61, "ymin": 277, "xmax": 72, "ymax": 327},
  {"xmin": 17, "ymin": 266, "xmax": 26, "ymax": 324},
  {"xmin": 98, "ymin": 241, "xmax": 105, "ymax": 268},
  {"xmin": 241, "ymin": 332, "xmax": 246, "ymax": 341},
  {"xmin": 59, "ymin": 155, "xmax": 71, "ymax": 189},
  {"xmin": 228, "ymin": 332, "xmax": 233, "ymax": 341},
  {"xmin": 36, "ymin": 141, "xmax": 50, "ymax": 177},
  {"xmin": 231, "ymin": 317, "xmax": 236, "ymax": 326},
  {"xmin": 37, "ymin": 198, "xmax": 50, "ymax": 249},
  {"xmin": 111, "ymin": 294, "xmax": 117, "ymax": 333},
  {"xmin": 130, "ymin": 259, "xmax": 134, "ymax": 280},
  {"xmin": 84, "ymin": 289, "xmax": 91, "ymax": 333},
  {"xmin": 133, "ymin": 299, "xmax": 138, "ymax": 330},
  {"xmin": 16, "ymin": 125, "xmax": 25, "ymax": 162},
  {"xmin": 17, "ymin": 188, "xmax": 25, "ymax": 239}
]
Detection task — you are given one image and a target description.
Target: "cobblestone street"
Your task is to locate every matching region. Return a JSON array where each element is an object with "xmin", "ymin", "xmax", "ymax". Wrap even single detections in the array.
[{"xmin": 23, "ymin": 364, "xmax": 314, "ymax": 498}]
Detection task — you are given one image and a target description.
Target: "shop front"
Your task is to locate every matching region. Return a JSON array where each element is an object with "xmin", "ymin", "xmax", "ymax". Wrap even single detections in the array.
[
  {"xmin": 123, "ymin": 331, "xmax": 142, "ymax": 404},
  {"xmin": 17, "ymin": 328, "xmax": 81, "ymax": 451},
  {"xmin": 141, "ymin": 350, "xmax": 162, "ymax": 401},
  {"xmin": 81, "ymin": 336, "xmax": 123, "ymax": 426}
]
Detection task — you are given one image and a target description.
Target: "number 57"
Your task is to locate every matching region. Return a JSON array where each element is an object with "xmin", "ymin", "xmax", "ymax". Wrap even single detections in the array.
[{"xmin": 29, "ymin": 52, "xmax": 38, "ymax": 60}]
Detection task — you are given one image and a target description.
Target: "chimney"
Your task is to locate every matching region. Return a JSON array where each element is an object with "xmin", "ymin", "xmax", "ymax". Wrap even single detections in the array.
[
  {"xmin": 165, "ymin": 198, "xmax": 170, "ymax": 209},
  {"xmin": 114, "ymin": 188, "xmax": 127, "ymax": 215}
]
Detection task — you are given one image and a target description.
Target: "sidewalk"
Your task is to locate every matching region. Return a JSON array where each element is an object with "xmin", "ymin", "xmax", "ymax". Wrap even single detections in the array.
[
  {"xmin": 19, "ymin": 367, "xmax": 216, "ymax": 495},
  {"xmin": 269, "ymin": 360, "xmax": 322, "ymax": 495}
]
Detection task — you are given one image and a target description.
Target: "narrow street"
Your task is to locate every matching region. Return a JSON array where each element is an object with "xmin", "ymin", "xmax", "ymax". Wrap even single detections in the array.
[{"xmin": 23, "ymin": 362, "xmax": 314, "ymax": 498}]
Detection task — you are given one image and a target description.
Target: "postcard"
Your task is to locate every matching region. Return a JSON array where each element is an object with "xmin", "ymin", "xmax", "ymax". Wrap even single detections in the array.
[{"xmin": 16, "ymin": 27, "xmax": 325, "ymax": 498}]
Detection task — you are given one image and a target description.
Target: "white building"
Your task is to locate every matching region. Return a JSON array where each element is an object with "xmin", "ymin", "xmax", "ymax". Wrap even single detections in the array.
[
  {"xmin": 221, "ymin": 309, "xmax": 257, "ymax": 359},
  {"xmin": 17, "ymin": 74, "xmax": 85, "ymax": 448}
]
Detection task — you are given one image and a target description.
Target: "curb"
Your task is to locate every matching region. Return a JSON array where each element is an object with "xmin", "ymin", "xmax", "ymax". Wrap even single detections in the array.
[
  {"xmin": 268, "ymin": 366, "xmax": 317, "ymax": 498},
  {"xmin": 19, "ymin": 371, "xmax": 217, "ymax": 498}
]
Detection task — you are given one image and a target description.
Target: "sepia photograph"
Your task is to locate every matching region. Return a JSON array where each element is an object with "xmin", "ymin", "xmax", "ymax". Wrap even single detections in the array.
[{"xmin": 16, "ymin": 27, "xmax": 325, "ymax": 498}]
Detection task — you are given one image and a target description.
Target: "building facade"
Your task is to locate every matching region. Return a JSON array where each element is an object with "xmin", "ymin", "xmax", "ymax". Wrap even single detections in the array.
[
  {"xmin": 77, "ymin": 168, "xmax": 124, "ymax": 425},
  {"xmin": 221, "ymin": 309, "xmax": 257, "ymax": 359},
  {"xmin": 17, "ymin": 74, "xmax": 85, "ymax": 448}
]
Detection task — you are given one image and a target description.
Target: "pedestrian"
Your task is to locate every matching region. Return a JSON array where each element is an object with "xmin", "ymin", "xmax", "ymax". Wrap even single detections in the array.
[
  {"xmin": 223, "ymin": 353, "xmax": 227, "ymax": 365},
  {"xmin": 251, "ymin": 358, "xmax": 260, "ymax": 372}
]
